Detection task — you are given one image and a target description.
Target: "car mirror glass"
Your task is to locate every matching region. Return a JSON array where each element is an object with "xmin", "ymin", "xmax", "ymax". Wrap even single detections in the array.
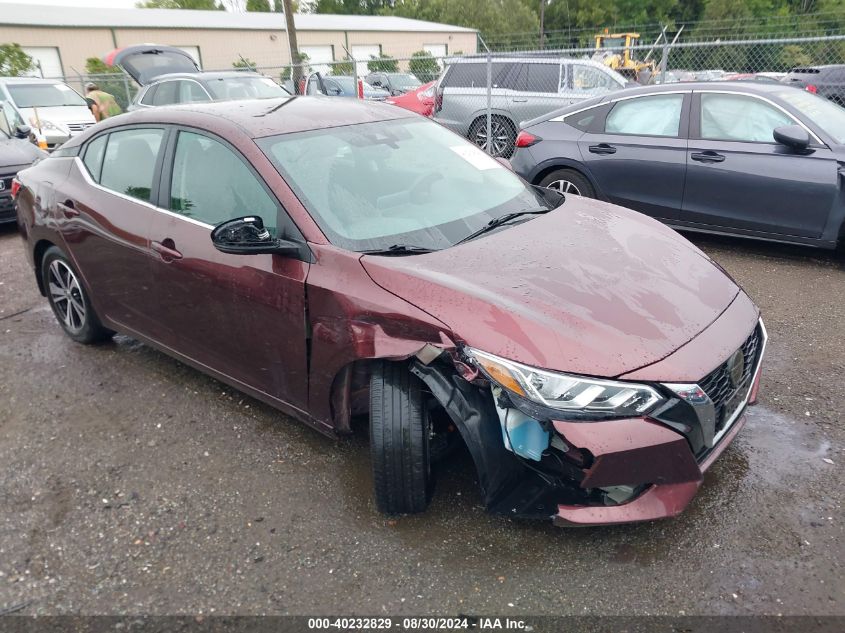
[
  {"xmin": 773, "ymin": 125, "xmax": 811, "ymax": 151},
  {"xmin": 210, "ymin": 216, "xmax": 301, "ymax": 256}
]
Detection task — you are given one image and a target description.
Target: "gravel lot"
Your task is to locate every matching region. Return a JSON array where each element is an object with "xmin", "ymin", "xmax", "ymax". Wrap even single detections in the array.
[{"xmin": 0, "ymin": 223, "xmax": 843, "ymax": 616}]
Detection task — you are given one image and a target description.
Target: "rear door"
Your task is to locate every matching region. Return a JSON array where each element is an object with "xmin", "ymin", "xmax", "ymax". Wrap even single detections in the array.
[
  {"xmin": 148, "ymin": 127, "xmax": 310, "ymax": 410},
  {"xmin": 681, "ymin": 91, "xmax": 838, "ymax": 238},
  {"xmin": 58, "ymin": 126, "xmax": 166, "ymax": 334},
  {"xmin": 577, "ymin": 92, "xmax": 690, "ymax": 220},
  {"xmin": 506, "ymin": 61, "xmax": 567, "ymax": 123}
]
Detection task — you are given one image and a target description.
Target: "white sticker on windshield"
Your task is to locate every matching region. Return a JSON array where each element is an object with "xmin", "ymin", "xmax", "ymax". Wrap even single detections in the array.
[
  {"xmin": 56, "ymin": 84, "xmax": 73, "ymax": 91},
  {"xmin": 449, "ymin": 145, "xmax": 503, "ymax": 171}
]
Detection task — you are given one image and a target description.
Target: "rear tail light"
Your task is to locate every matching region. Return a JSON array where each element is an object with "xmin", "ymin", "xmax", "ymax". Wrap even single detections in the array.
[
  {"xmin": 515, "ymin": 131, "xmax": 541, "ymax": 148},
  {"xmin": 10, "ymin": 178, "xmax": 20, "ymax": 199},
  {"xmin": 806, "ymin": 84, "xmax": 818, "ymax": 93}
]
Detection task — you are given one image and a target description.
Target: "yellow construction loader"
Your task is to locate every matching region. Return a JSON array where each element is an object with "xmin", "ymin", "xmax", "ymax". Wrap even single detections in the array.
[{"xmin": 592, "ymin": 31, "xmax": 657, "ymax": 82}]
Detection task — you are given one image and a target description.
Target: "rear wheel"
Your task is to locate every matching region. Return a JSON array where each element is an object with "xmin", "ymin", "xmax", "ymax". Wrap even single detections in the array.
[
  {"xmin": 539, "ymin": 168, "xmax": 595, "ymax": 198},
  {"xmin": 41, "ymin": 246, "xmax": 113, "ymax": 344},
  {"xmin": 469, "ymin": 116, "xmax": 516, "ymax": 158},
  {"xmin": 369, "ymin": 361, "xmax": 432, "ymax": 515}
]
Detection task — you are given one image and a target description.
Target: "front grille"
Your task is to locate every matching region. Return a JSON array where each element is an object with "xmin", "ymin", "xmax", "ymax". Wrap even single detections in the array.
[
  {"xmin": 699, "ymin": 325, "xmax": 762, "ymax": 436},
  {"xmin": 67, "ymin": 122, "xmax": 93, "ymax": 134}
]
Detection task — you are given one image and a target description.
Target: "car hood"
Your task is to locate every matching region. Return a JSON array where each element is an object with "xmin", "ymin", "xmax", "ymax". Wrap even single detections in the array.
[
  {"xmin": 19, "ymin": 105, "xmax": 94, "ymax": 124},
  {"xmin": 0, "ymin": 136, "xmax": 44, "ymax": 167},
  {"xmin": 360, "ymin": 198, "xmax": 741, "ymax": 378}
]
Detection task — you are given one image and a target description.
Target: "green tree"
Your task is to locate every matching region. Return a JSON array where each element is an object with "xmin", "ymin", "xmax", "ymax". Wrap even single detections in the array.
[
  {"xmin": 331, "ymin": 57, "xmax": 355, "ymax": 75},
  {"xmin": 390, "ymin": 0, "xmax": 538, "ymax": 38},
  {"xmin": 314, "ymin": 0, "xmax": 393, "ymax": 14},
  {"xmin": 408, "ymin": 50, "xmax": 440, "ymax": 82},
  {"xmin": 136, "ymin": 0, "xmax": 222, "ymax": 8},
  {"xmin": 233, "ymin": 56, "xmax": 258, "ymax": 69},
  {"xmin": 246, "ymin": 0, "xmax": 271, "ymax": 10},
  {"xmin": 367, "ymin": 54, "xmax": 399, "ymax": 72},
  {"xmin": 0, "ymin": 43, "xmax": 34, "ymax": 77}
]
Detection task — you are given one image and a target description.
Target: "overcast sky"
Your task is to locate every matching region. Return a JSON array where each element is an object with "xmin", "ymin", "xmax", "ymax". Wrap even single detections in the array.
[{"xmin": 0, "ymin": 0, "xmax": 139, "ymax": 6}]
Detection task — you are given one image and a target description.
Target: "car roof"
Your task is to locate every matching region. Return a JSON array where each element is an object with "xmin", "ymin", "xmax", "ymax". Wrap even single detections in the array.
[
  {"xmin": 0, "ymin": 77, "xmax": 68, "ymax": 85},
  {"xmin": 74, "ymin": 95, "xmax": 414, "ymax": 140},
  {"xmin": 606, "ymin": 81, "xmax": 794, "ymax": 96},
  {"xmin": 150, "ymin": 71, "xmax": 263, "ymax": 83}
]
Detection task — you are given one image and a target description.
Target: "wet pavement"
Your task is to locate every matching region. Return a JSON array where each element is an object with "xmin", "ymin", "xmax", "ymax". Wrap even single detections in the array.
[{"xmin": 0, "ymin": 225, "xmax": 843, "ymax": 616}]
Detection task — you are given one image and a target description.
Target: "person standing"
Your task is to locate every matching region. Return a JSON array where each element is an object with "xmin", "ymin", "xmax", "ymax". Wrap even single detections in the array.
[{"xmin": 85, "ymin": 82, "xmax": 122, "ymax": 121}]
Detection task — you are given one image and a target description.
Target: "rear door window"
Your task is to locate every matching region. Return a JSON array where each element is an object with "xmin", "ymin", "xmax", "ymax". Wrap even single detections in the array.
[
  {"xmin": 139, "ymin": 84, "xmax": 158, "ymax": 106},
  {"xmin": 82, "ymin": 134, "xmax": 108, "ymax": 181},
  {"xmin": 152, "ymin": 81, "xmax": 179, "ymax": 106},
  {"xmin": 605, "ymin": 94, "xmax": 684, "ymax": 137},
  {"xmin": 99, "ymin": 128, "xmax": 164, "ymax": 202},
  {"xmin": 443, "ymin": 62, "xmax": 512, "ymax": 88},
  {"xmin": 178, "ymin": 80, "xmax": 210, "ymax": 103}
]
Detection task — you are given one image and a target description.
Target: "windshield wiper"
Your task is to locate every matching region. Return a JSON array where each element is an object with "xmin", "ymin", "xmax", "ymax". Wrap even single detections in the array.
[
  {"xmin": 360, "ymin": 244, "xmax": 438, "ymax": 256},
  {"xmin": 455, "ymin": 207, "xmax": 551, "ymax": 245}
]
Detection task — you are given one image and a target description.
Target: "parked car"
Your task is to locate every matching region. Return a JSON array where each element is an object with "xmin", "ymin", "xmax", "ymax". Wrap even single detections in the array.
[
  {"xmin": 0, "ymin": 78, "xmax": 96, "ymax": 150},
  {"xmin": 365, "ymin": 72, "xmax": 422, "ymax": 95},
  {"xmin": 385, "ymin": 81, "xmax": 435, "ymax": 116},
  {"xmin": 434, "ymin": 57, "xmax": 628, "ymax": 158},
  {"xmin": 654, "ymin": 69, "xmax": 696, "ymax": 84},
  {"xmin": 304, "ymin": 73, "xmax": 390, "ymax": 100},
  {"xmin": 783, "ymin": 64, "xmax": 845, "ymax": 105},
  {"xmin": 104, "ymin": 44, "xmax": 289, "ymax": 110},
  {"xmin": 14, "ymin": 97, "xmax": 766, "ymax": 527},
  {"xmin": 511, "ymin": 82, "xmax": 845, "ymax": 249},
  {"xmin": 725, "ymin": 72, "xmax": 782, "ymax": 84},
  {"xmin": 0, "ymin": 110, "xmax": 45, "ymax": 223}
]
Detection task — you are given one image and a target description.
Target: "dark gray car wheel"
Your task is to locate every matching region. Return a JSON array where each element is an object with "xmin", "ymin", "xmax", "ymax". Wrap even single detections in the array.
[
  {"xmin": 369, "ymin": 361, "xmax": 432, "ymax": 515},
  {"xmin": 469, "ymin": 116, "xmax": 516, "ymax": 158},
  {"xmin": 539, "ymin": 168, "xmax": 595, "ymax": 198},
  {"xmin": 41, "ymin": 246, "xmax": 113, "ymax": 344}
]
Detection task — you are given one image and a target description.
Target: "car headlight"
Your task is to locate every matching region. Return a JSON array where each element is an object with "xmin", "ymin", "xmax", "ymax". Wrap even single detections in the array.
[{"xmin": 465, "ymin": 347, "xmax": 665, "ymax": 419}]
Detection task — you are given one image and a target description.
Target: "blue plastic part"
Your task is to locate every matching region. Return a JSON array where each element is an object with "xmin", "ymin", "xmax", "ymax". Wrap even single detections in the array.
[{"xmin": 502, "ymin": 415, "xmax": 549, "ymax": 462}]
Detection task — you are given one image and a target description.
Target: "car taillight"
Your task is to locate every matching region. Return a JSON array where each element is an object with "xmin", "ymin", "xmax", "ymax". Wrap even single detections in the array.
[
  {"xmin": 806, "ymin": 84, "xmax": 818, "ymax": 93},
  {"xmin": 515, "ymin": 131, "xmax": 541, "ymax": 148},
  {"xmin": 10, "ymin": 178, "xmax": 21, "ymax": 199}
]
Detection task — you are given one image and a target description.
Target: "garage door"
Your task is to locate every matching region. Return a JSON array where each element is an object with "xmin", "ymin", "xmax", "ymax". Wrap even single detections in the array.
[
  {"xmin": 423, "ymin": 44, "xmax": 447, "ymax": 59},
  {"xmin": 300, "ymin": 45, "xmax": 334, "ymax": 74},
  {"xmin": 21, "ymin": 47, "xmax": 62, "ymax": 78},
  {"xmin": 351, "ymin": 45, "xmax": 381, "ymax": 78}
]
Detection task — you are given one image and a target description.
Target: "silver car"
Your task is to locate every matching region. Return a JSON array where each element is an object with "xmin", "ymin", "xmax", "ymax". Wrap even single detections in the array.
[
  {"xmin": 0, "ymin": 78, "xmax": 96, "ymax": 149},
  {"xmin": 433, "ymin": 57, "xmax": 628, "ymax": 157}
]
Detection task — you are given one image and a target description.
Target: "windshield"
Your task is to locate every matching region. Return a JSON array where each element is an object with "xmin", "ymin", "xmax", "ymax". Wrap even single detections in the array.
[
  {"xmin": 259, "ymin": 118, "xmax": 555, "ymax": 252},
  {"xmin": 776, "ymin": 88, "xmax": 845, "ymax": 144},
  {"xmin": 204, "ymin": 76, "xmax": 288, "ymax": 101},
  {"xmin": 7, "ymin": 83, "xmax": 86, "ymax": 108},
  {"xmin": 388, "ymin": 73, "xmax": 421, "ymax": 89}
]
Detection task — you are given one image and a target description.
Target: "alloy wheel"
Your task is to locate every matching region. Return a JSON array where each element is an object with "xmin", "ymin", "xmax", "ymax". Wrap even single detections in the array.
[
  {"xmin": 473, "ymin": 120, "xmax": 512, "ymax": 157},
  {"xmin": 546, "ymin": 179, "xmax": 582, "ymax": 196},
  {"xmin": 48, "ymin": 259, "xmax": 86, "ymax": 334}
]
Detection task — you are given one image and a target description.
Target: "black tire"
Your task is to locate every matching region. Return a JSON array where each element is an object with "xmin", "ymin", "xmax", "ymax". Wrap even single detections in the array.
[
  {"xmin": 369, "ymin": 361, "xmax": 432, "ymax": 515},
  {"xmin": 468, "ymin": 116, "xmax": 517, "ymax": 158},
  {"xmin": 539, "ymin": 168, "xmax": 595, "ymax": 198},
  {"xmin": 41, "ymin": 246, "xmax": 113, "ymax": 344}
]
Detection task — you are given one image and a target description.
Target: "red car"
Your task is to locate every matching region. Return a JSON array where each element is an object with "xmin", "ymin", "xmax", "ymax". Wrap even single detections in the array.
[
  {"xmin": 13, "ymin": 97, "xmax": 766, "ymax": 526},
  {"xmin": 385, "ymin": 81, "xmax": 436, "ymax": 117}
]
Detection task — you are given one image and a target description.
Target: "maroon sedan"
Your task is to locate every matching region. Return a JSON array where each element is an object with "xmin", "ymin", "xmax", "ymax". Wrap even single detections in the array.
[{"xmin": 13, "ymin": 97, "xmax": 766, "ymax": 526}]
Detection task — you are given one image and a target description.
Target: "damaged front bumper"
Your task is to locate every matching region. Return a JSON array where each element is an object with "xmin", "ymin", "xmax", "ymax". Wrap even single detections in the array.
[{"xmin": 413, "ymin": 319, "xmax": 767, "ymax": 527}]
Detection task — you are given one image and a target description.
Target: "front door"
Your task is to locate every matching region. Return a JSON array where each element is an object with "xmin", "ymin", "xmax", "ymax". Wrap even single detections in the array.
[
  {"xmin": 681, "ymin": 91, "xmax": 838, "ymax": 238},
  {"xmin": 148, "ymin": 129, "xmax": 310, "ymax": 410},
  {"xmin": 578, "ymin": 92, "xmax": 690, "ymax": 220}
]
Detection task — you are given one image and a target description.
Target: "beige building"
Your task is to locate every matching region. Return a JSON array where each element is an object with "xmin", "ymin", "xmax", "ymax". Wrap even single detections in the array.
[{"xmin": 0, "ymin": 3, "xmax": 478, "ymax": 79}]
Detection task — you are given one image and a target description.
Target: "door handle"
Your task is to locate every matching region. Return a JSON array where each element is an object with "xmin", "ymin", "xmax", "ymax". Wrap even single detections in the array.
[
  {"xmin": 588, "ymin": 143, "xmax": 617, "ymax": 155},
  {"xmin": 58, "ymin": 199, "xmax": 79, "ymax": 218},
  {"xmin": 691, "ymin": 151, "xmax": 725, "ymax": 163},
  {"xmin": 151, "ymin": 239, "xmax": 183, "ymax": 261}
]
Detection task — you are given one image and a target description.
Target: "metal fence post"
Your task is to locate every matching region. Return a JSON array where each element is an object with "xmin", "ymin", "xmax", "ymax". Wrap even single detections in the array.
[
  {"xmin": 659, "ymin": 42, "xmax": 669, "ymax": 84},
  {"xmin": 485, "ymin": 53, "xmax": 492, "ymax": 156},
  {"xmin": 122, "ymin": 74, "xmax": 131, "ymax": 110}
]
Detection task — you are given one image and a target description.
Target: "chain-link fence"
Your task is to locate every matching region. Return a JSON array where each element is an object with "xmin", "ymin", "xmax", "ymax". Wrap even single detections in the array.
[{"xmin": 49, "ymin": 34, "xmax": 845, "ymax": 159}]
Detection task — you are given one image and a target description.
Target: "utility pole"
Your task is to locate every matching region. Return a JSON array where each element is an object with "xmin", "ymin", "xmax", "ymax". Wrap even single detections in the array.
[
  {"xmin": 282, "ymin": 0, "xmax": 302, "ymax": 93},
  {"xmin": 539, "ymin": 0, "xmax": 546, "ymax": 50}
]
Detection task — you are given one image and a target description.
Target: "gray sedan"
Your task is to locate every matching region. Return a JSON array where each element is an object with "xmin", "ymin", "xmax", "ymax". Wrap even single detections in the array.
[{"xmin": 510, "ymin": 82, "xmax": 845, "ymax": 249}]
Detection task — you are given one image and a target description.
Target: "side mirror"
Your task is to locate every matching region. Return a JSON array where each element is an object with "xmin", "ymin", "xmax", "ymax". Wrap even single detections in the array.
[
  {"xmin": 211, "ymin": 216, "xmax": 302, "ymax": 256},
  {"xmin": 773, "ymin": 125, "xmax": 811, "ymax": 151},
  {"xmin": 14, "ymin": 124, "xmax": 30, "ymax": 139}
]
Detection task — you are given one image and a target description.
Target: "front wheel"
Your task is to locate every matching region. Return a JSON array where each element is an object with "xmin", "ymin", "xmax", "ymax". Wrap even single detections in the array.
[
  {"xmin": 41, "ymin": 246, "xmax": 113, "ymax": 344},
  {"xmin": 369, "ymin": 361, "xmax": 433, "ymax": 515},
  {"xmin": 539, "ymin": 168, "xmax": 595, "ymax": 198}
]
